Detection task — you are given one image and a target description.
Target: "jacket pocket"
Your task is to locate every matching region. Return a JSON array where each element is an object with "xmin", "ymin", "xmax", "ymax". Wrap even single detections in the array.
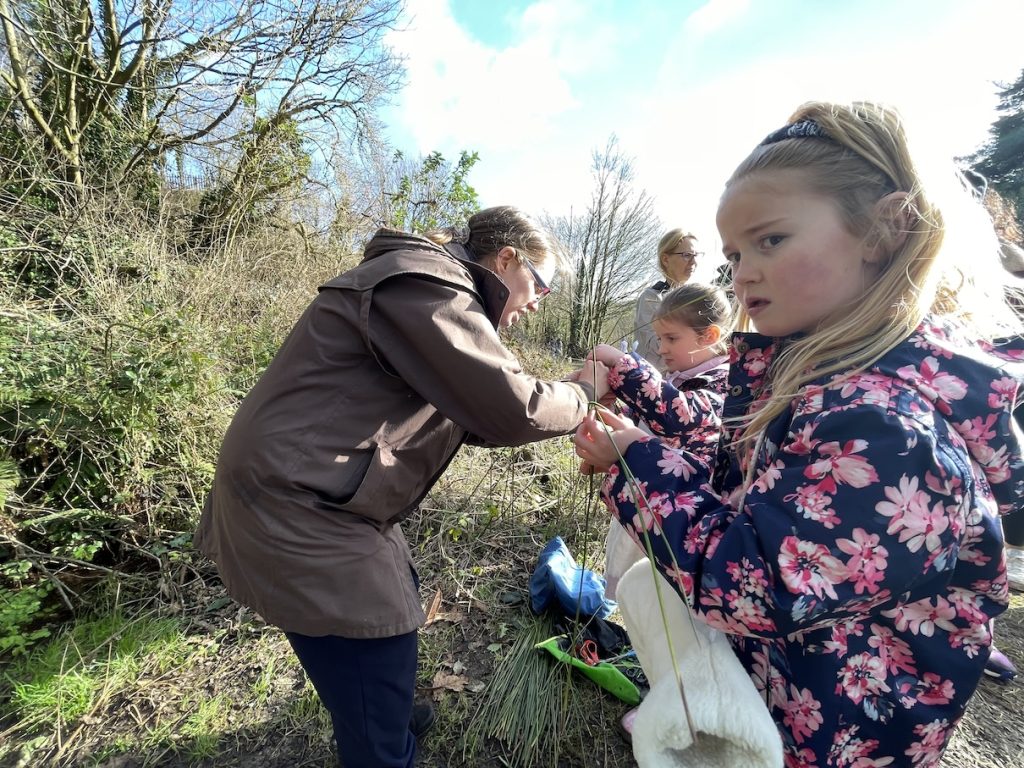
[
  {"xmin": 335, "ymin": 444, "xmax": 407, "ymax": 522},
  {"xmin": 331, "ymin": 448, "xmax": 375, "ymax": 504}
]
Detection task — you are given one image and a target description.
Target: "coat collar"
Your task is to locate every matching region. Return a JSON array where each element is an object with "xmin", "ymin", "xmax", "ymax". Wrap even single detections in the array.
[
  {"xmin": 340, "ymin": 230, "xmax": 511, "ymax": 329},
  {"xmin": 442, "ymin": 242, "xmax": 510, "ymax": 329},
  {"xmin": 726, "ymin": 332, "xmax": 784, "ymax": 396}
]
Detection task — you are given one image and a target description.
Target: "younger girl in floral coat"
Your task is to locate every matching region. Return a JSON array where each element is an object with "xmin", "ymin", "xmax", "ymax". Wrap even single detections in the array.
[
  {"xmin": 596, "ymin": 282, "xmax": 733, "ymax": 464},
  {"xmin": 575, "ymin": 102, "xmax": 1024, "ymax": 767},
  {"xmin": 595, "ymin": 284, "xmax": 733, "ymax": 739},
  {"xmin": 599, "ymin": 283, "xmax": 733, "ymax": 593}
]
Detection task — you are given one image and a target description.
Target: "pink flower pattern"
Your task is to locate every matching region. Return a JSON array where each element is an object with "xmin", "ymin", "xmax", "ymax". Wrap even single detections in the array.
[
  {"xmin": 607, "ymin": 353, "xmax": 729, "ymax": 470},
  {"xmin": 781, "ymin": 684, "xmax": 824, "ymax": 744}
]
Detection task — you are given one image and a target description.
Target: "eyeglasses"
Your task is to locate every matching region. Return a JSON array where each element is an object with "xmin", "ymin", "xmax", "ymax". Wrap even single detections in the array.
[
  {"xmin": 671, "ymin": 251, "xmax": 704, "ymax": 261},
  {"xmin": 522, "ymin": 257, "xmax": 551, "ymax": 299}
]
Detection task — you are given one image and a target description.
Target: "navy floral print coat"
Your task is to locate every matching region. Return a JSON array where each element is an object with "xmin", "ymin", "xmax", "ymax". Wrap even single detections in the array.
[
  {"xmin": 600, "ymin": 318, "xmax": 1024, "ymax": 767},
  {"xmin": 610, "ymin": 354, "xmax": 730, "ymax": 466}
]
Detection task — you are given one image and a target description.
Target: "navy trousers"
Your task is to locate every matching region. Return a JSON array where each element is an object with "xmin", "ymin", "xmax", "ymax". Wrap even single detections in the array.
[{"xmin": 286, "ymin": 630, "xmax": 419, "ymax": 768}]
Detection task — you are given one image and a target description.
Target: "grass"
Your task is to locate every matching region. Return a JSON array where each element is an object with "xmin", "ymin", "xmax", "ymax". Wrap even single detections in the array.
[
  {"xmin": 0, "ymin": 600, "xmax": 241, "ymax": 766},
  {"xmin": 250, "ymin": 654, "xmax": 278, "ymax": 706},
  {"xmin": 283, "ymin": 686, "xmax": 333, "ymax": 742},
  {"xmin": 179, "ymin": 694, "xmax": 232, "ymax": 760},
  {"xmin": 4, "ymin": 610, "xmax": 186, "ymax": 728}
]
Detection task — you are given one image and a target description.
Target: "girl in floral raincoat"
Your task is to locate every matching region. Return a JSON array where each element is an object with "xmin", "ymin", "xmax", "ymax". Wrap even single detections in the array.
[
  {"xmin": 574, "ymin": 102, "xmax": 1024, "ymax": 767},
  {"xmin": 596, "ymin": 283, "xmax": 734, "ymax": 460},
  {"xmin": 592, "ymin": 283, "xmax": 733, "ymax": 739}
]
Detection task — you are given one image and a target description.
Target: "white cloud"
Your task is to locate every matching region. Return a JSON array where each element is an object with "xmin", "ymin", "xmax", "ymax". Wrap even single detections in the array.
[
  {"xmin": 381, "ymin": 0, "xmax": 628, "ymax": 221},
  {"xmin": 516, "ymin": 0, "xmax": 623, "ymax": 76},
  {"xmin": 385, "ymin": 0, "xmax": 584, "ymax": 154},
  {"xmin": 619, "ymin": 0, "xmax": 1024, "ymax": 264},
  {"xmin": 684, "ymin": 0, "xmax": 751, "ymax": 38}
]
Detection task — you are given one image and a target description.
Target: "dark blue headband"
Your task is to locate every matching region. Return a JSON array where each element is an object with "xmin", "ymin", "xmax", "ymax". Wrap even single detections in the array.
[
  {"xmin": 760, "ymin": 120, "xmax": 832, "ymax": 146},
  {"xmin": 758, "ymin": 119, "xmax": 899, "ymax": 192}
]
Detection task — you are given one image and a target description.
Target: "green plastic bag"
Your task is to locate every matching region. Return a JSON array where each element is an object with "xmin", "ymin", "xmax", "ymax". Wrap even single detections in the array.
[{"xmin": 535, "ymin": 635, "xmax": 643, "ymax": 705}]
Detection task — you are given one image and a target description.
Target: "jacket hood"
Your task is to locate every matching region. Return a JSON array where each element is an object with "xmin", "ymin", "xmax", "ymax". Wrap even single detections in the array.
[
  {"xmin": 339, "ymin": 229, "xmax": 511, "ymax": 328},
  {"xmin": 882, "ymin": 318, "xmax": 1024, "ymax": 511},
  {"xmin": 731, "ymin": 317, "xmax": 1024, "ymax": 513},
  {"xmin": 362, "ymin": 228, "xmax": 445, "ymax": 262}
]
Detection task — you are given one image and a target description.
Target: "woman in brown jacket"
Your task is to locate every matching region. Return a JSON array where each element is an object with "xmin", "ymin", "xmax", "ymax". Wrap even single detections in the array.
[{"xmin": 195, "ymin": 206, "xmax": 595, "ymax": 767}]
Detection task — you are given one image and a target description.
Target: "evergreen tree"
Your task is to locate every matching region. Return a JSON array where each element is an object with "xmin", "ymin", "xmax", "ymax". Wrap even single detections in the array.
[{"xmin": 974, "ymin": 68, "xmax": 1024, "ymax": 223}]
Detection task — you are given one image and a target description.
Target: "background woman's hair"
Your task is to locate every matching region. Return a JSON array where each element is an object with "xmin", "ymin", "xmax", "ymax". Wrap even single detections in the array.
[
  {"xmin": 654, "ymin": 283, "xmax": 732, "ymax": 354},
  {"xmin": 657, "ymin": 228, "xmax": 698, "ymax": 281},
  {"xmin": 424, "ymin": 205, "xmax": 564, "ymax": 270},
  {"xmin": 726, "ymin": 100, "xmax": 1019, "ymax": 450}
]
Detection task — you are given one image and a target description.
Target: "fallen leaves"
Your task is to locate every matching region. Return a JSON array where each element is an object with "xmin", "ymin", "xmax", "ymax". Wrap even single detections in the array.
[
  {"xmin": 422, "ymin": 589, "xmax": 466, "ymax": 633},
  {"xmin": 423, "ymin": 589, "xmax": 443, "ymax": 624},
  {"xmin": 429, "ymin": 662, "xmax": 486, "ymax": 700},
  {"xmin": 421, "ymin": 589, "xmax": 488, "ymax": 698}
]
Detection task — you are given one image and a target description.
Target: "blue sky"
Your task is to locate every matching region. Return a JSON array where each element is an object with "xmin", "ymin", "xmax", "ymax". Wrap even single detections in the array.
[{"xmin": 382, "ymin": 0, "xmax": 1024, "ymax": 280}]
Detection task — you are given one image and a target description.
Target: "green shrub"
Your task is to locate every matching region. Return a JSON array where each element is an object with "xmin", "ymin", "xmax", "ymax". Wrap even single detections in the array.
[
  {"xmin": 1, "ymin": 304, "xmax": 227, "ymax": 525},
  {"xmin": 0, "ymin": 193, "xmax": 349, "ymax": 654},
  {"xmin": 0, "ymin": 207, "xmax": 243, "ymax": 649}
]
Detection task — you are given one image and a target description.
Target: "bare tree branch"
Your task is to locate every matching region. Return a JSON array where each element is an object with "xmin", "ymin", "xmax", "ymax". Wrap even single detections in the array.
[
  {"xmin": 550, "ymin": 137, "xmax": 662, "ymax": 357},
  {"xmin": 0, "ymin": 0, "xmax": 403, "ymax": 201}
]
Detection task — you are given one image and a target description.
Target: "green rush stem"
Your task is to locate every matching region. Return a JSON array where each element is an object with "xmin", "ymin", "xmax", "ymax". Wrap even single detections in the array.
[
  {"xmin": 589, "ymin": 400, "xmax": 700, "ymax": 744},
  {"xmin": 568, "ymin": 355, "xmax": 601, "ymax": 649}
]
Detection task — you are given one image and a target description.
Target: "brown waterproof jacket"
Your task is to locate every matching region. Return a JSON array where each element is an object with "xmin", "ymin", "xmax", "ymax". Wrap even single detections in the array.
[{"xmin": 195, "ymin": 231, "xmax": 591, "ymax": 637}]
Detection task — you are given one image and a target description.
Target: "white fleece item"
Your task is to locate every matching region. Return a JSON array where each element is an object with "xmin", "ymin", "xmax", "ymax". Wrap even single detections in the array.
[
  {"xmin": 617, "ymin": 560, "xmax": 783, "ymax": 768},
  {"xmin": 604, "ymin": 522, "xmax": 646, "ymax": 600}
]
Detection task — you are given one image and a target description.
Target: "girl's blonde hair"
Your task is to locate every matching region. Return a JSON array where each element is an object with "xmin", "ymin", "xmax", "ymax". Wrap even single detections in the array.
[
  {"xmin": 657, "ymin": 228, "xmax": 698, "ymax": 281},
  {"xmin": 727, "ymin": 101, "xmax": 1017, "ymax": 445},
  {"xmin": 424, "ymin": 205, "xmax": 565, "ymax": 272},
  {"xmin": 653, "ymin": 283, "xmax": 732, "ymax": 355}
]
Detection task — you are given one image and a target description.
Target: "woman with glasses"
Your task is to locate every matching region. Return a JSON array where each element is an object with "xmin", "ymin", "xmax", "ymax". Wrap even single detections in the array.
[
  {"xmin": 196, "ymin": 205, "xmax": 594, "ymax": 768},
  {"xmin": 634, "ymin": 229, "xmax": 703, "ymax": 368}
]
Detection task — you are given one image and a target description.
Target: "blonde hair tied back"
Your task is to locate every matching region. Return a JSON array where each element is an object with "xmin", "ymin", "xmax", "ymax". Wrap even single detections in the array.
[{"xmin": 657, "ymin": 228, "xmax": 698, "ymax": 281}]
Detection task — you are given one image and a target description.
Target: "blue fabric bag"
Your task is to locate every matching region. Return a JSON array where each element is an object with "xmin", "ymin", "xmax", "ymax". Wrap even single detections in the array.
[{"xmin": 529, "ymin": 536, "xmax": 615, "ymax": 619}]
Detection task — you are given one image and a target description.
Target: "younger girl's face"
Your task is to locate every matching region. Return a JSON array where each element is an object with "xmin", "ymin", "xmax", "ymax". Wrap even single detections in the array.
[
  {"xmin": 653, "ymin": 318, "xmax": 716, "ymax": 372},
  {"xmin": 717, "ymin": 170, "xmax": 878, "ymax": 337}
]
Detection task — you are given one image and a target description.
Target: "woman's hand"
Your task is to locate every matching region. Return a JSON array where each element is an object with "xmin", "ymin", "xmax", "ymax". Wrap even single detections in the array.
[
  {"xmin": 573, "ymin": 408, "xmax": 646, "ymax": 473},
  {"xmin": 575, "ymin": 359, "xmax": 612, "ymax": 404},
  {"xmin": 587, "ymin": 343, "xmax": 628, "ymax": 368}
]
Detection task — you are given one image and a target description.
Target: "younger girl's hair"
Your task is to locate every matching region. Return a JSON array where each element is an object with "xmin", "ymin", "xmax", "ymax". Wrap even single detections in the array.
[
  {"xmin": 424, "ymin": 205, "xmax": 565, "ymax": 272},
  {"xmin": 657, "ymin": 228, "xmax": 699, "ymax": 281},
  {"xmin": 726, "ymin": 101, "xmax": 1018, "ymax": 447},
  {"xmin": 653, "ymin": 283, "xmax": 732, "ymax": 355}
]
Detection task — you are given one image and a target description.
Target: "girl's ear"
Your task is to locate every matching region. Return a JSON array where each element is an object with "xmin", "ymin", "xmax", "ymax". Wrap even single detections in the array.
[
  {"xmin": 700, "ymin": 324, "xmax": 723, "ymax": 347},
  {"xmin": 867, "ymin": 191, "xmax": 911, "ymax": 264}
]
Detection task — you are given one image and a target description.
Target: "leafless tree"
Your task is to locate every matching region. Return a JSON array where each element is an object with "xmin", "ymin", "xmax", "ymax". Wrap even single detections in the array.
[
  {"xmin": 550, "ymin": 137, "xmax": 660, "ymax": 358},
  {"xmin": 0, "ymin": 0, "xmax": 403, "ymax": 203},
  {"xmin": 346, "ymin": 147, "xmax": 479, "ymax": 229}
]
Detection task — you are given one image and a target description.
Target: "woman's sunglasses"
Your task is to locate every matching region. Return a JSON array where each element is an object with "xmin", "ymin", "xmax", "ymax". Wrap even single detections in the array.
[{"xmin": 522, "ymin": 257, "xmax": 551, "ymax": 299}]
